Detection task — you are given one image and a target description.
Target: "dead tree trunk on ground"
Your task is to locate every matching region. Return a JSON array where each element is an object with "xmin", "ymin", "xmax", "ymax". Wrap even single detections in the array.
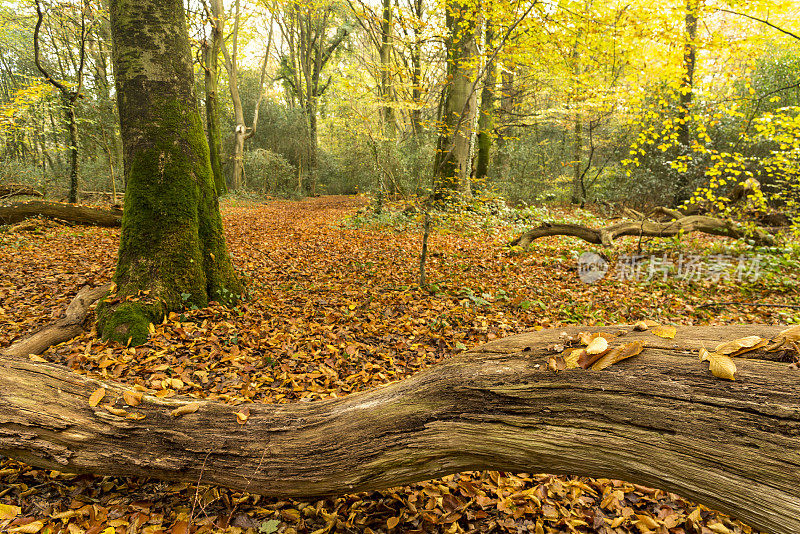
[
  {"xmin": 510, "ymin": 214, "xmax": 777, "ymax": 248},
  {"xmin": 1, "ymin": 324, "xmax": 798, "ymax": 533},
  {"xmin": 0, "ymin": 184, "xmax": 44, "ymax": 198},
  {"xmin": 0, "ymin": 200, "xmax": 122, "ymax": 226}
]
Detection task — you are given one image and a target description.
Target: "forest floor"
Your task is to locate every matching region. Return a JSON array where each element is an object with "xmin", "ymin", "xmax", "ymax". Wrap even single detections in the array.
[{"xmin": 1, "ymin": 195, "xmax": 798, "ymax": 534}]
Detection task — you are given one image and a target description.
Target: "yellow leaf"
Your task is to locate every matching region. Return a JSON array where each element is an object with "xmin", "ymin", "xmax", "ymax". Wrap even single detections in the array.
[
  {"xmin": 387, "ymin": 516, "xmax": 400, "ymax": 529},
  {"xmin": 592, "ymin": 341, "xmax": 644, "ymax": 371},
  {"xmin": 652, "ymin": 325, "xmax": 676, "ymax": 339},
  {"xmin": 708, "ymin": 353, "xmax": 737, "ymax": 381},
  {"xmin": 88, "ymin": 388, "xmax": 106, "ymax": 407},
  {"xmin": 171, "ymin": 402, "xmax": 202, "ymax": 417},
  {"xmin": 8, "ymin": 520, "xmax": 44, "ymax": 533},
  {"xmin": 126, "ymin": 412, "xmax": 146, "ymax": 420},
  {"xmin": 706, "ymin": 522, "xmax": 733, "ymax": 534},
  {"xmin": 634, "ymin": 514, "xmax": 660, "ymax": 529},
  {"xmin": 632, "ymin": 321, "xmax": 649, "ymax": 331},
  {"xmin": 699, "ymin": 347, "xmax": 711, "ymax": 362},
  {"xmin": 123, "ymin": 390, "xmax": 143, "ymax": 406},
  {"xmin": 714, "ymin": 336, "xmax": 765, "ymax": 356},
  {"xmin": 101, "ymin": 528, "xmax": 116, "ymax": 534},
  {"xmin": 586, "ymin": 337, "xmax": 608, "ymax": 355},
  {"xmin": 563, "ymin": 349, "xmax": 583, "ymax": 369},
  {"xmin": 0, "ymin": 503, "xmax": 21, "ymax": 520},
  {"xmin": 148, "ymin": 323, "xmax": 155, "ymax": 335}
]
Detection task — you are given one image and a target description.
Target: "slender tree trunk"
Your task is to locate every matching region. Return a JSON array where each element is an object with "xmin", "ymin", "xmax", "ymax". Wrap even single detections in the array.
[
  {"xmin": 203, "ymin": 31, "xmax": 226, "ymax": 196},
  {"xmin": 570, "ymin": 29, "xmax": 583, "ymax": 205},
  {"xmin": 433, "ymin": 0, "xmax": 479, "ymax": 196},
  {"xmin": 379, "ymin": 0, "xmax": 395, "ymax": 201},
  {"xmin": 494, "ymin": 66, "xmax": 514, "ymax": 180},
  {"xmin": 98, "ymin": 0, "xmax": 243, "ymax": 346},
  {"xmin": 64, "ymin": 96, "xmax": 80, "ymax": 203},
  {"xmin": 675, "ymin": 0, "xmax": 698, "ymax": 203},
  {"xmin": 475, "ymin": 23, "xmax": 495, "ymax": 186}
]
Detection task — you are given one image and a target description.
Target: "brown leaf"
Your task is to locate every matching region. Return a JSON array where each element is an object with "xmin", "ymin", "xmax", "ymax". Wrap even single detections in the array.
[
  {"xmin": 170, "ymin": 402, "xmax": 202, "ymax": 418},
  {"xmin": 591, "ymin": 341, "xmax": 644, "ymax": 370},
  {"xmin": 547, "ymin": 355, "xmax": 566, "ymax": 372},
  {"xmin": 387, "ymin": 516, "xmax": 400, "ymax": 529},
  {"xmin": 235, "ymin": 406, "xmax": 250, "ymax": 425},
  {"xmin": 123, "ymin": 390, "xmax": 143, "ymax": 407}
]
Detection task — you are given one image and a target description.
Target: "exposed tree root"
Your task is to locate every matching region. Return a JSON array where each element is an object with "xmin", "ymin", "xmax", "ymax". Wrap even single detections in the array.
[
  {"xmin": 510, "ymin": 213, "xmax": 777, "ymax": 248},
  {"xmin": 0, "ymin": 200, "xmax": 122, "ymax": 227},
  {"xmin": 1, "ymin": 284, "xmax": 111, "ymax": 357},
  {"xmin": 1, "ymin": 324, "xmax": 799, "ymax": 533}
]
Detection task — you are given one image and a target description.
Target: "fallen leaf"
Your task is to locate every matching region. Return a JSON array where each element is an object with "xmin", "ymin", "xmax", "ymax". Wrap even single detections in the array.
[
  {"xmin": 387, "ymin": 516, "xmax": 400, "ymax": 529},
  {"xmin": 88, "ymin": 388, "xmax": 106, "ymax": 407},
  {"xmin": 0, "ymin": 503, "xmax": 21, "ymax": 520},
  {"xmin": 235, "ymin": 406, "xmax": 251, "ymax": 424},
  {"xmin": 708, "ymin": 353, "xmax": 737, "ymax": 381},
  {"xmin": 592, "ymin": 341, "xmax": 644, "ymax": 370},
  {"xmin": 171, "ymin": 402, "xmax": 202, "ymax": 417},
  {"xmin": 714, "ymin": 336, "xmax": 765, "ymax": 356},
  {"xmin": 123, "ymin": 390, "xmax": 143, "ymax": 406},
  {"xmin": 8, "ymin": 521, "xmax": 44, "ymax": 533},
  {"xmin": 633, "ymin": 321, "xmax": 649, "ymax": 331},
  {"xmin": 652, "ymin": 325, "xmax": 676, "ymax": 339},
  {"xmin": 586, "ymin": 336, "xmax": 608, "ymax": 355},
  {"xmin": 105, "ymin": 405, "xmax": 128, "ymax": 417},
  {"xmin": 547, "ymin": 355, "xmax": 566, "ymax": 372}
]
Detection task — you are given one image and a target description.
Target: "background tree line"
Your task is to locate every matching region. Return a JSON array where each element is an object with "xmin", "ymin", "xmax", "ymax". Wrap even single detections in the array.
[{"xmin": 1, "ymin": 0, "xmax": 798, "ymax": 213}]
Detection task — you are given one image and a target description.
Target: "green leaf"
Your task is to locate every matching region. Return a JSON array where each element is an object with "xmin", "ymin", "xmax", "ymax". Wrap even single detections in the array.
[{"xmin": 259, "ymin": 519, "xmax": 281, "ymax": 534}]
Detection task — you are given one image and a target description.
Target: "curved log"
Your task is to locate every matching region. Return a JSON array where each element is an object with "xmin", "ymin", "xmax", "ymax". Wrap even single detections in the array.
[
  {"xmin": 2, "ymin": 284, "xmax": 111, "ymax": 358},
  {"xmin": 0, "ymin": 183, "xmax": 43, "ymax": 198},
  {"xmin": 511, "ymin": 215, "xmax": 776, "ymax": 248},
  {"xmin": 1, "ymin": 325, "xmax": 798, "ymax": 533},
  {"xmin": 0, "ymin": 200, "xmax": 122, "ymax": 226}
]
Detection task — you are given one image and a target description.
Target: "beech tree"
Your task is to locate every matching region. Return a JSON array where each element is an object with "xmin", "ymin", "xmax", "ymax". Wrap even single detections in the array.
[{"xmin": 97, "ymin": 0, "xmax": 243, "ymax": 346}]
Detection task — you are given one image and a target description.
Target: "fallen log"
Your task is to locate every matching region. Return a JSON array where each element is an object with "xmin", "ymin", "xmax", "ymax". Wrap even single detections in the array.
[
  {"xmin": 0, "ymin": 200, "xmax": 122, "ymax": 226},
  {"xmin": 510, "ymin": 215, "xmax": 776, "ymax": 248},
  {"xmin": 0, "ymin": 183, "xmax": 43, "ymax": 198},
  {"xmin": 2, "ymin": 284, "xmax": 111, "ymax": 358},
  {"xmin": 1, "ymin": 324, "xmax": 798, "ymax": 534}
]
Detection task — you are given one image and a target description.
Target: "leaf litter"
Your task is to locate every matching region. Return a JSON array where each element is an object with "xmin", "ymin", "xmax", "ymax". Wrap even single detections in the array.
[{"xmin": 2, "ymin": 196, "xmax": 797, "ymax": 534}]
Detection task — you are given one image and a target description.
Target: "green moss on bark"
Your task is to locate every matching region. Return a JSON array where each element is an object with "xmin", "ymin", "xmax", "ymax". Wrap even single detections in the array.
[{"xmin": 102, "ymin": 0, "xmax": 243, "ymax": 346}]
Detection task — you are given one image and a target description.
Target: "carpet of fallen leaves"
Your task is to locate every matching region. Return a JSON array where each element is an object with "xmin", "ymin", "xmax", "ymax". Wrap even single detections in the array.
[{"xmin": 2, "ymin": 195, "xmax": 799, "ymax": 534}]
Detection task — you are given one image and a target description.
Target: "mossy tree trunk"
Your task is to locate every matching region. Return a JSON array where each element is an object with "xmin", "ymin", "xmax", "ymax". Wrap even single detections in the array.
[
  {"xmin": 433, "ymin": 0, "xmax": 479, "ymax": 196},
  {"xmin": 99, "ymin": 0, "xmax": 243, "ymax": 346}
]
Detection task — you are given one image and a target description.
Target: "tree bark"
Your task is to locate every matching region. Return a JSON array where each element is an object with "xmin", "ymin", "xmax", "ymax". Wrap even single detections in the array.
[
  {"xmin": 510, "ymin": 215, "xmax": 777, "ymax": 248},
  {"xmin": 99, "ymin": 0, "xmax": 243, "ymax": 346},
  {"xmin": 201, "ymin": 10, "xmax": 226, "ymax": 197},
  {"xmin": 433, "ymin": 0, "xmax": 479, "ymax": 195},
  {"xmin": 0, "ymin": 200, "xmax": 122, "ymax": 226},
  {"xmin": 0, "ymin": 325, "xmax": 798, "ymax": 534},
  {"xmin": 474, "ymin": 22, "xmax": 495, "ymax": 186},
  {"xmin": 675, "ymin": 0, "xmax": 698, "ymax": 203}
]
